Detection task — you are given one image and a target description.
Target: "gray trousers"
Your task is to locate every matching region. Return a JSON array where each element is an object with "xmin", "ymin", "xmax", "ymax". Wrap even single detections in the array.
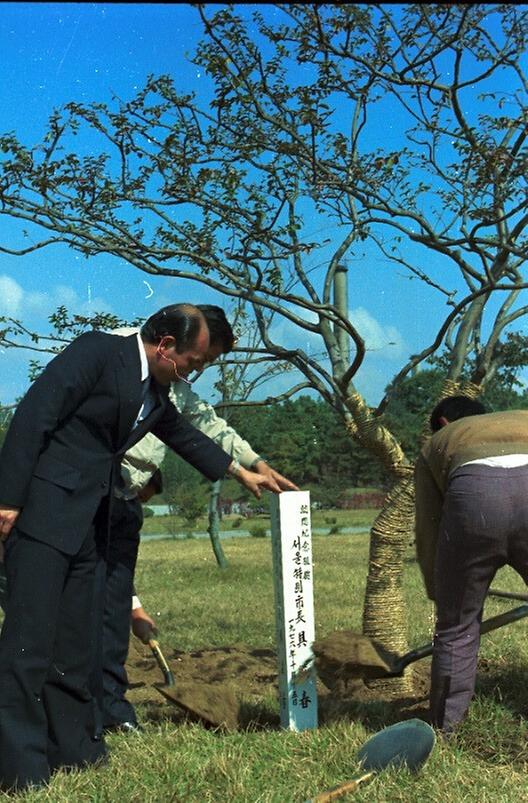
[{"xmin": 431, "ymin": 463, "xmax": 528, "ymax": 731}]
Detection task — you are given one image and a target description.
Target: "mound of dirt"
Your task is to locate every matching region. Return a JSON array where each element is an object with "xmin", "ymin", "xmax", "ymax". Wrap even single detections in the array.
[
  {"xmin": 125, "ymin": 636, "xmax": 432, "ymax": 731},
  {"xmin": 312, "ymin": 630, "xmax": 400, "ymax": 687}
]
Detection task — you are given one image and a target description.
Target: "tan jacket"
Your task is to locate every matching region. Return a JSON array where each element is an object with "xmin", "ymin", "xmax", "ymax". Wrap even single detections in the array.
[
  {"xmin": 120, "ymin": 382, "xmax": 260, "ymax": 496},
  {"xmin": 415, "ymin": 410, "xmax": 528, "ymax": 600},
  {"xmin": 110, "ymin": 327, "xmax": 261, "ymax": 496}
]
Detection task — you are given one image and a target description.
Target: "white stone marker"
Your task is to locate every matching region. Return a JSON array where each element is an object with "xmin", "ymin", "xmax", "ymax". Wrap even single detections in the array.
[{"xmin": 270, "ymin": 490, "xmax": 318, "ymax": 731}]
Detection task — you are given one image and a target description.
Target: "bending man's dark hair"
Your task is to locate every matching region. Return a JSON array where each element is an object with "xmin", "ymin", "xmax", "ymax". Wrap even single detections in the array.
[
  {"xmin": 198, "ymin": 305, "xmax": 235, "ymax": 352},
  {"xmin": 140, "ymin": 304, "xmax": 204, "ymax": 353},
  {"xmin": 430, "ymin": 395, "xmax": 487, "ymax": 432}
]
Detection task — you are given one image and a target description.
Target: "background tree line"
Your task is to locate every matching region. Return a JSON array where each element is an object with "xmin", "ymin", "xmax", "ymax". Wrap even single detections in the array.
[{"xmin": 159, "ymin": 355, "xmax": 528, "ymax": 513}]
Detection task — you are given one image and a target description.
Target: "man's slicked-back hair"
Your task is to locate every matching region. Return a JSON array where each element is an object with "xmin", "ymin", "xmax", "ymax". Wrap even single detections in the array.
[
  {"xmin": 198, "ymin": 305, "xmax": 235, "ymax": 353},
  {"xmin": 140, "ymin": 304, "xmax": 205, "ymax": 353},
  {"xmin": 430, "ymin": 395, "xmax": 487, "ymax": 432}
]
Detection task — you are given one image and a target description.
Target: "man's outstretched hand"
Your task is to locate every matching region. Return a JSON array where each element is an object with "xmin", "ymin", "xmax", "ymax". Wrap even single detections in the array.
[
  {"xmin": 228, "ymin": 461, "xmax": 299, "ymax": 499},
  {"xmin": 252, "ymin": 460, "xmax": 299, "ymax": 492}
]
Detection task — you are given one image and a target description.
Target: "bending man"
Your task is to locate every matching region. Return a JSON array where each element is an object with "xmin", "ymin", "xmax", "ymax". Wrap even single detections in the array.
[
  {"xmin": 0, "ymin": 303, "xmax": 283, "ymax": 791},
  {"xmin": 97, "ymin": 305, "xmax": 298, "ymax": 732},
  {"xmin": 415, "ymin": 395, "xmax": 528, "ymax": 734}
]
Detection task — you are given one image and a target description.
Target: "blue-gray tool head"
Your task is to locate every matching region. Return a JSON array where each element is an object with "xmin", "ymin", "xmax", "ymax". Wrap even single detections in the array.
[{"xmin": 358, "ymin": 718, "xmax": 435, "ymax": 772}]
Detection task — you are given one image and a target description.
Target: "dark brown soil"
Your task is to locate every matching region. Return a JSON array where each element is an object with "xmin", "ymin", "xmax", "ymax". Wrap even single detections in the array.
[
  {"xmin": 311, "ymin": 630, "xmax": 403, "ymax": 684},
  {"xmin": 125, "ymin": 633, "xmax": 433, "ymax": 732}
]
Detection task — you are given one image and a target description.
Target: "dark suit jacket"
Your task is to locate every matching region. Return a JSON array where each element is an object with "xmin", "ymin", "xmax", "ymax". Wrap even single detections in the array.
[{"xmin": 0, "ymin": 332, "xmax": 232, "ymax": 554}]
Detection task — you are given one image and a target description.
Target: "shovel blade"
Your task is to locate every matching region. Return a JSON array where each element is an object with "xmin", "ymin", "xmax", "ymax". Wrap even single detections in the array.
[
  {"xmin": 304, "ymin": 719, "xmax": 435, "ymax": 803},
  {"xmin": 358, "ymin": 718, "xmax": 436, "ymax": 773},
  {"xmin": 156, "ymin": 681, "xmax": 240, "ymax": 731}
]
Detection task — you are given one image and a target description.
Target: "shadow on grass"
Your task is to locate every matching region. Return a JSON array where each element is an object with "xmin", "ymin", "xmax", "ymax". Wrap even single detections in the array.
[
  {"xmin": 318, "ymin": 687, "xmax": 430, "ymax": 733},
  {"xmin": 475, "ymin": 659, "xmax": 528, "ymax": 716},
  {"xmin": 138, "ymin": 696, "xmax": 281, "ymax": 733}
]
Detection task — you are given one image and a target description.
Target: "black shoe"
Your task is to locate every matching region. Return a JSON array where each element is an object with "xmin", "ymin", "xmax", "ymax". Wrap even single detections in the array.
[{"xmin": 104, "ymin": 721, "xmax": 143, "ymax": 735}]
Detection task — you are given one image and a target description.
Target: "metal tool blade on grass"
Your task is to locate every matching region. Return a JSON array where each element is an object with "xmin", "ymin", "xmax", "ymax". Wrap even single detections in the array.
[
  {"xmin": 310, "ymin": 604, "xmax": 528, "ymax": 686},
  {"xmin": 304, "ymin": 718, "xmax": 435, "ymax": 802},
  {"xmin": 148, "ymin": 638, "xmax": 175, "ymax": 686}
]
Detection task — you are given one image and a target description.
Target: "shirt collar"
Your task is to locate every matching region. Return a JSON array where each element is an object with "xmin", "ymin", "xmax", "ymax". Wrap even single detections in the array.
[{"xmin": 136, "ymin": 332, "xmax": 150, "ymax": 382}]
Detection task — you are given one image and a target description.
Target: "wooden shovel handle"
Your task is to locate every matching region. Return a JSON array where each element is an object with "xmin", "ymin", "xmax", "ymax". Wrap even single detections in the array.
[
  {"xmin": 148, "ymin": 638, "xmax": 175, "ymax": 686},
  {"xmin": 305, "ymin": 771, "xmax": 375, "ymax": 802}
]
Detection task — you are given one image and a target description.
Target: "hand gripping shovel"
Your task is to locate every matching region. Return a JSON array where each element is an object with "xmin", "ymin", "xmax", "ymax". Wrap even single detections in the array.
[
  {"xmin": 131, "ymin": 617, "xmax": 175, "ymax": 687},
  {"xmin": 304, "ymin": 718, "xmax": 435, "ymax": 802}
]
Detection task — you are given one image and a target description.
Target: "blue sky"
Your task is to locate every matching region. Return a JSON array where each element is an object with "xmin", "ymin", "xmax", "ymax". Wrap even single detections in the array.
[
  {"xmin": 0, "ymin": 3, "xmax": 235, "ymax": 403},
  {"xmin": 0, "ymin": 4, "xmax": 521, "ymax": 407}
]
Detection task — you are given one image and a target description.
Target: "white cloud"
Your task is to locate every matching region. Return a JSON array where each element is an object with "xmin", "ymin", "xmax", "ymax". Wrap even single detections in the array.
[
  {"xmin": 0, "ymin": 282, "xmax": 407, "ymax": 407},
  {"xmin": 0, "ymin": 275, "xmax": 114, "ymax": 320},
  {"xmin": 25, "ymin": 291, "xmax": 50, "ymax": 313},
  {"xmin": 350, "ymin": 306, "xmax": 406, "ymax": 359},
  {"xmin": 230, "ymin": 305, "xmax": 409, "ymax": 406},
  {"xmin": 0, "ymin": 275, "xmax": 24, "ymax": 315},
  {"xmin": 0, "ymin": 277, "xmax": 117, "ymax": 404},
  {"xmin": 55, "ymin": 284, "xmax": 81, "ymax": 308},
  {"xmin": 253, "ymin": 304, "xmax": 406, "ymax": 364},
  {"xmin": 50, "ymin": 284, "xmax": 113, "ymax": 316}
]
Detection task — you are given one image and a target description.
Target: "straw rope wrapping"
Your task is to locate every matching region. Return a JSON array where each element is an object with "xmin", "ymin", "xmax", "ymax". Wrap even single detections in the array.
[
  {"xmin": 343, "ymin": 381, "xmax": 480, "ymax": 694},
  {"xmin": 344, "ymin": 392, "xmax": 414, "ymax": 694}
]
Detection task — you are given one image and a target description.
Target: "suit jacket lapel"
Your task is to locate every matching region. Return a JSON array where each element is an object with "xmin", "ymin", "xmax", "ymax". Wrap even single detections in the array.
[
  {"xmin": 115, "ymin": 335, "xmax": 144, "ymax": 449},
  {"xmin": 119, "ymin": 378, "xmax": 167, "ymax": 454}
]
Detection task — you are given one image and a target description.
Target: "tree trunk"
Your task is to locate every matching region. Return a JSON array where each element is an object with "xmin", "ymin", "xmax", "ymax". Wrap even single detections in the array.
[
  {"xmin": 342, "ymin": 390, "xmax": 415, "ymax": 692},
  {"xmin": 362, "ymin": 470, "xmax": 415, "ymax": 695},
  {"xmin": 208, "ymin": 479, "xmax": 228, "ymax": 569}
]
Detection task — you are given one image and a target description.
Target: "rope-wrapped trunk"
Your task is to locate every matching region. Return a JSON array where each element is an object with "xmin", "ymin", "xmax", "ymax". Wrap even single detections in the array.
[
  {"xmin": 361, "ymin": 472, "xmax": 415, "ymax": 695},
  {"xmin": 343, "ymin": 380, "xmax": 481, "ymax": 695}
]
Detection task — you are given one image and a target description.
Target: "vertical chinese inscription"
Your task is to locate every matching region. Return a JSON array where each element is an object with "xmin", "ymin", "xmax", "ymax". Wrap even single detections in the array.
[{"xmin": 270, "ymin": 491, "xmax": 317, "ymax": 731}]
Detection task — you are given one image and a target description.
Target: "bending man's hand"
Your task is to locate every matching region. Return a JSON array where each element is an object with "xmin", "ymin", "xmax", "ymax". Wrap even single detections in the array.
[
  {"xmin": 252, "ymin": 460, "xmax": 299, "ymax": 491},
  {"xmin": 0, "ymin": 506, "xmax": 20, "ymax": 541},
  {"xmin": 131, "ymin": 605, "xmax": 158, "ymax": 644}
]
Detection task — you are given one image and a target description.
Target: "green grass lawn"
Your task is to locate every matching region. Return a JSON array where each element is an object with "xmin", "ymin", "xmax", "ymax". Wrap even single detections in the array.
[{"xmin": 3, "ymin": 531, "xmax": 528, "ymax": 801}]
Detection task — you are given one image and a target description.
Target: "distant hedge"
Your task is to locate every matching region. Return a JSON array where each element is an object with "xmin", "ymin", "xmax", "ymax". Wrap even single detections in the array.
[{"xmin": 338, "ymin": 491, "xmax": 385, "ymax": 509}]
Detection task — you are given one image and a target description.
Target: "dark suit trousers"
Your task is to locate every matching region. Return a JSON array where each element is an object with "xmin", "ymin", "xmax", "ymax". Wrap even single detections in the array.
[
  {"xmin": 91, "ymin": 496, "xmax": 143, "ymax": 731},
  {"xmin": 431, "ymin": 464, "xmax": 528, "ymax": 732},
  {"xmin": 0, "ymin": 527, "xmax": 106, "ymax": 791},
  {"xmin": 0, "ymin": 560, "xmax": 6, "ymax": 611}
]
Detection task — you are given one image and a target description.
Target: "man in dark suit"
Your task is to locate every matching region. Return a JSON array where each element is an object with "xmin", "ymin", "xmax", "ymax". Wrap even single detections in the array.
[{"xmin": 0, "ymin": 303, "xmax": 280, "ymax": 791}]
